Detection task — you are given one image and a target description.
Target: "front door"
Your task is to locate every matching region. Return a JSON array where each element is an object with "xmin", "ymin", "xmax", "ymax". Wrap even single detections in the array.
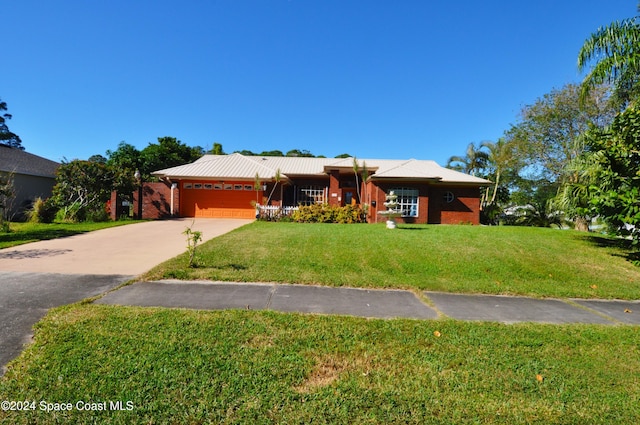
[{"xmin": 342, "ymin": 189, "xmax": 357, "ymax": 206}]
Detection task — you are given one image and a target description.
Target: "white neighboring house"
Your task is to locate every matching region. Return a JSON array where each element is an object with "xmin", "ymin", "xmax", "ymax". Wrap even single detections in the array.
[{"xmin": 0, "ymin": 145, "xmax": 59, "ymax": 220}]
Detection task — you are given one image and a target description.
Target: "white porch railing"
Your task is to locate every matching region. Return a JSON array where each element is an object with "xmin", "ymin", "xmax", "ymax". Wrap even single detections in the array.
[{"xmin": 256, "ymin": 205, "xmax": 299, "ymax": 219}]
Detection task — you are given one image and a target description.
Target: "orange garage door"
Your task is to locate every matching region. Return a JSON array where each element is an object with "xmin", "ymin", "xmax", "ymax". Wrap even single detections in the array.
[{"xmin": 181, "ymin": 183, "xmax": 258, "ymax": 218}]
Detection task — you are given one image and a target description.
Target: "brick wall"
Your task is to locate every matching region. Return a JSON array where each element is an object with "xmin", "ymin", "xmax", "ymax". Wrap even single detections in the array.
[
  {"xmin": 367, "ymin": 182, "xmax": 481, "ymax": 225},
  {"xmin": 131, "ymin": 181, "xmax": 179, "ymax": 220},
  {"xmin": 429, "ymin": 186, "xmax": 481, "ymax": 225}
]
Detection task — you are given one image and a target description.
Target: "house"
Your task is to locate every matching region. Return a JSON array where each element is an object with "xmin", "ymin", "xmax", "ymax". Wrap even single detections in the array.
[
  {"xmin": 150, "ymin": 153, "xmax": 491, "ymax": 224},
  {"xmin": 0, "ymin": 145, "xmax": 59, "ymax": 219}
]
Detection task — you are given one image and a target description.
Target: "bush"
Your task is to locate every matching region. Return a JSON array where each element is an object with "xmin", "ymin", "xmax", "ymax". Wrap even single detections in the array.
[
  {"xmin": 56, "ymin": 202, "xmax": 85, "ymax": 223},
  {"xmin": 27, "ymin": 197, "xmax": 58, "ymax": 223},
  {"xmin": 85, "ymin": 207, "xmax": 110, "ymax": 222},
  {"xmin": 292, "ymin": 204, "xmax": 366, "ymax": 224}
]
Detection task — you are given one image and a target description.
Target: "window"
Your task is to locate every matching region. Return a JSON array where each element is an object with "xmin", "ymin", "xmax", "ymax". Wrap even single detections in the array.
[
  {"xmin": 444, "ymin": 191, "xmax": 455, "ymax": 203},
  {"xmin": 193, "ymin": 183, "xmax": 202, "ymax": 189},
  {"xmin": 204, "ymin": 184, "xmax": 213, "ymax": 190},
  {"xmin": 214, "ymin": 184, "xmax": 222, "ymax": 190},
  {"xmin": 224, "ymin": 184, "xmax": 233, "ymax": 190},
  {"xmin": 298, "ymin": 185, "xmax": 326, "ymax": 205},
  {"xmin": 244, "ymin": 184, "xmax": 254, "ymax": 191},
  {"xmin": 183, "ymin": 183, "xmax": 192, "ymax": 189},
  {"xmin": 390, "ymin": 188, "xmax": 419, "ymax": 217},
  {"xmin": 234, "ymin": 184, "xmax": 243, "ymax": 191}
]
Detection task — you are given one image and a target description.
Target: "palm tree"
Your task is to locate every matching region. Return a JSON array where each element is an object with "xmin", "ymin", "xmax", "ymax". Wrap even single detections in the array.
[
  {"xmin": 553, "ymin": 138, "xmax": 601, "ymax": 232},
  {"xmin": 578, "ymin": 9, "xmax": 640, "ymax": 105},
  {"xmin": 446, "ymin": 142, "xmax": 490, "ymax": 177},
  {"xmin": 482, "ymin": 138, "xmax": 520, "ymax": 206},
  {"xmin": 515, "ymin": 200, "xmax": 564, "ymax": 229}
]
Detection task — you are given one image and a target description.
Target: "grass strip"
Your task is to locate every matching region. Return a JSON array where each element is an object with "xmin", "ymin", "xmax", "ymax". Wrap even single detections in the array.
[{"xmin": 1, "ymin": 304, "xmax": 638, "ymax": 424}]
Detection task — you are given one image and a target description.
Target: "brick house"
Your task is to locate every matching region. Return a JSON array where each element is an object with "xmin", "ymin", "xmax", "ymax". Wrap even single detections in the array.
[{"xmin": 150, "ymin": 153, "xmax": 491, "ymax": 224}]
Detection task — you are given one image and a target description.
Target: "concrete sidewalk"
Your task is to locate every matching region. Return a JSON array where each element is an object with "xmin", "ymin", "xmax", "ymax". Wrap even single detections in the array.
[{"xmin": 96, "ymin": 280, "xmax": 640, "ymax": 325}]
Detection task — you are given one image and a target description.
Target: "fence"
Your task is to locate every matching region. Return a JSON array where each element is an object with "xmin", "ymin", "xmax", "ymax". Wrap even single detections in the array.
[{"xmin": 256, "ymin": 205, "xmax": 299, "ymax": 220}]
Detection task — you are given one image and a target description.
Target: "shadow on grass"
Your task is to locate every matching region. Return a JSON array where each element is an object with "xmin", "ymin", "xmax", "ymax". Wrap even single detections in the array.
[
  {"xmin": 577, "ymin": 233, "xmax": 640, "ymax": 265},
  {"xmin": 0, "ymin": 228, "xmax": 90, "ymax": 247},
  {"xmin": 396, "ymin": 225, "xmax": 429, "ymax": 231},
  {"xmin": 164, "ymin": 263, "xmax": 247, "ymax": 279}
]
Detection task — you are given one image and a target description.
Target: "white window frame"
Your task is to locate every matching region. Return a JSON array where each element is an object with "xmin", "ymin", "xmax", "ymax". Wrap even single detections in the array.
[
  {"xmin": 390, "ymin": 187, "xmax": 419, "ymax": 217},
  {"xmin": 299, "ymin": 185, "xmax": 326, "ymax": 205}
]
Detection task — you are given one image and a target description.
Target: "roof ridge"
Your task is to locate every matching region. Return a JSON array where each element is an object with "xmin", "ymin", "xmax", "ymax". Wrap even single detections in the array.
[{"xmin": 238, "ymin": 153, "xmax": 282, "ymax": 176}]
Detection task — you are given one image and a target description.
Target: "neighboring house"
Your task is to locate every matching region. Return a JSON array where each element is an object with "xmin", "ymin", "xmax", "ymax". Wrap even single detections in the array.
[
  {"xmin": 0, "ymin": 145, "xmax": 59, "ymax": 219},
  {"xmin": 151, "ymin": 153, "xmax": 491, "ymax": 224}
]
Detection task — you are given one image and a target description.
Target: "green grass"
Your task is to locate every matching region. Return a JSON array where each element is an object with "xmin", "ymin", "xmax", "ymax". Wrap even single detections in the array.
[
  {"xmin": 0, "ymin": 221, "xmax": 142, "ymax": 249},
  {"xmin": 145, "ymin": 222, "xmax": 640, "ymax": 299},
  {"xmin": 1, "ymin": 304, "xmax": 638, "ymax": 424}
]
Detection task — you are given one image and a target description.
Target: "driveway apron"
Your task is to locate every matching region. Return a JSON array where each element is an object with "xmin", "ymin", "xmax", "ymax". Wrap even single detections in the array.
[{"xmin": 0, "ymin": 218, "xmax": 251, "ymax": 375}]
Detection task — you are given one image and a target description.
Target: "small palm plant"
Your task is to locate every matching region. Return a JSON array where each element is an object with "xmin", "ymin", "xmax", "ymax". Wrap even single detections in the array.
[{"xmin": 183, "ymin": 222, "xmax": 203, "ymax": 268}]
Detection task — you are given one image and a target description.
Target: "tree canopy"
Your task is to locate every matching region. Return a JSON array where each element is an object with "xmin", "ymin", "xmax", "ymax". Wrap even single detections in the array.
[
  {"xmin": 578, "ymin": 106, "xmax": 640, "ymax": 243},
  {"xmin": 0, "ymin": 98, "xmax": 23, "ymax": 150},
  {"xmin": 578, "ymin": 14, "xmax": 640, "ymax": 106},
  {"xmin": 506, "ymin": 83, "xmax": 615, "ymax": 182}
]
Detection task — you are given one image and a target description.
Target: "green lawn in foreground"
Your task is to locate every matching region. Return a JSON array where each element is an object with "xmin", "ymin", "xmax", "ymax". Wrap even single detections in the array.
[
  {"xmin": 0, "ymin": 221, "xmax": 142, "ymax": 249},
  {"xmin": 145, "ymin": 221, "xmax": 640, "ymax": 299},
  {"xmin": 1, "ymin": 304, "xmax": 638, "ymax": 424}
]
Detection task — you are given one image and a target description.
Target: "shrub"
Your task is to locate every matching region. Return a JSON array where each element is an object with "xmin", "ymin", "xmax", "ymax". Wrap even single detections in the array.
[
  {"xmin": 292, "ymin": 204, "xmax": 366, "ymax": 224},
  {"xmin": 27, "ymin": 197, "xmax": 58, "ymax": 223},
  {"xmin": 56, "ymin": 202, "xmax": 85, "ymax": 223},
  {"xmin": 85, "ymin": 208, "xmax": 110, "ymax": 222}
]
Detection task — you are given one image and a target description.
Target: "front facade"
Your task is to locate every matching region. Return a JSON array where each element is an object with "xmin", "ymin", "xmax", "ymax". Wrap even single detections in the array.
[{"xmin": 152, "ymin": 154, "xmax": 491, "ymax": 224}]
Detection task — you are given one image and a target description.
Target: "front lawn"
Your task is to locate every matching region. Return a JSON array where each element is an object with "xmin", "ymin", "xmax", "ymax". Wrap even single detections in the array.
[
  {"xmin": 1, "ymin": 304, "xmax": 638, "ymax": 424},
  {"xmin": 0, "ymin": 221, "xmax": 142, "ymax": 249},
  {"xmin": 145, "ymin": 222, "xmax": 640, "ymax": 299}
]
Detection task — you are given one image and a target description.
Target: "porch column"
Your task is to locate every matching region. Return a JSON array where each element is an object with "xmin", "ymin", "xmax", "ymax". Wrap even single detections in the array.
[{"xmin": 328, "ymin": 169, "xmax": 340, "ymax": 206}]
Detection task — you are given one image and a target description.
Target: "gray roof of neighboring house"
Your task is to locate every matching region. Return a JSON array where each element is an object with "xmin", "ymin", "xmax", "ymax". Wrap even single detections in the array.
[
  {"xmin": 0, "ymin": 145, "xmax": 59, "ymax": 178},
  {"xmin": 153, "ymin": 153, "xmax": 491, "ymax": 185}
]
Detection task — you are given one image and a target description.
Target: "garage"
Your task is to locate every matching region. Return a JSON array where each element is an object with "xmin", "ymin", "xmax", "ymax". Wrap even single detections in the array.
[{"xmin": 180, "ymin": 181, "xmax": 260, "ymax": 219}]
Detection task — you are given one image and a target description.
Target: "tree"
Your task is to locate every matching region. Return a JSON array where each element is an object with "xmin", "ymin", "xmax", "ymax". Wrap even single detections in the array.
[
  {"xmin": 88, "ymin": 154, "xmax": 107, "ymax": 163},
  {"xmin": 552, "ymin": 137, "xmax": 597, "ymax": 231},
  {"xmin": 446, "ymin": 142, "xmax": 490, "ymax": 177},
  {"xmin": 139, "ymin": 137, "xmax": 203, "ymax": 180},
  {"xmin": 106, "ymin": 142, "xmax": 141, "ymax": 198},
  {"xmin": 234, "ymin": 149, "xmax": 258, "ymax": 156},
  {"xmin": 106, "ymin": 141, "xmax": 141, "ymax": 173},
  {"xmin": 285, "ymin": 149, "xmax": 314, "ymax": 157},
  {"xmin": 514, "ymin": 200, "xmax": 564, "ymax": 229},
  {"xmin": 258, "ymin": 150, "xmax": 284, "ymax": 157},
  {"xmin": 51, "ymin": 160, "xmax": 117, "ymax": 221},
  {"xmin": 578, "ymin": 10, "xmax": 640, "ymax": 106},
  {"xmin": 0, "ymin": 98, "xmax": 23, "ymax": 150},
  {"xmin": 210, "ymin": 143, "xmax": 225, "ymax": 155},
  {"xmin": 579, "ymin": 106, "xmax": 640, "ymax": 244},
  {"xmin": 0, "ymin": 171, "xmax": 15, "ymax": 229},
  {"xmin": 507, "ymin": 83, "xmax": 615, "ymax": 183},
  {"xmin": 482, "ymin": 138, "xmax": 521, "ymax": 206}
]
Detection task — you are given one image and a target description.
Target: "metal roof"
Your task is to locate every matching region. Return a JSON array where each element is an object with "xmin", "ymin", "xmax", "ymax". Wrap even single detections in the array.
[{"xmin": 153, "ymin": 154, "xmax": 491, "ymax": 185}]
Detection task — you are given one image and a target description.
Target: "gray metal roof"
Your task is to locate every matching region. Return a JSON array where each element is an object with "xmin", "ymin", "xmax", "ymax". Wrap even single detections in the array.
[
  {"xmin": 153, "ymin": 153, "xmax": 491, "ymax": 185},
  {"xmin": 0, "ymin": 145, "xmax": 59, "ymax": 178}
]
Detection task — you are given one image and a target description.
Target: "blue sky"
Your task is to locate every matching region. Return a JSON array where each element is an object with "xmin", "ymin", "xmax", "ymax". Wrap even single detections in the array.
[{"xmin": 3, "ymin": 0, "xmax": 635, "ymax": 166}]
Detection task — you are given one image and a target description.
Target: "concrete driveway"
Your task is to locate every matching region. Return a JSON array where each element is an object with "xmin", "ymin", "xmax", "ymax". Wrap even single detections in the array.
[
  {"xmin": 0, "ymin": 218, "xmax": 252, "ymax": 275},
  {"xmin": 0, "ymin": 218, "xmax": 251, "ymax": 375}
]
